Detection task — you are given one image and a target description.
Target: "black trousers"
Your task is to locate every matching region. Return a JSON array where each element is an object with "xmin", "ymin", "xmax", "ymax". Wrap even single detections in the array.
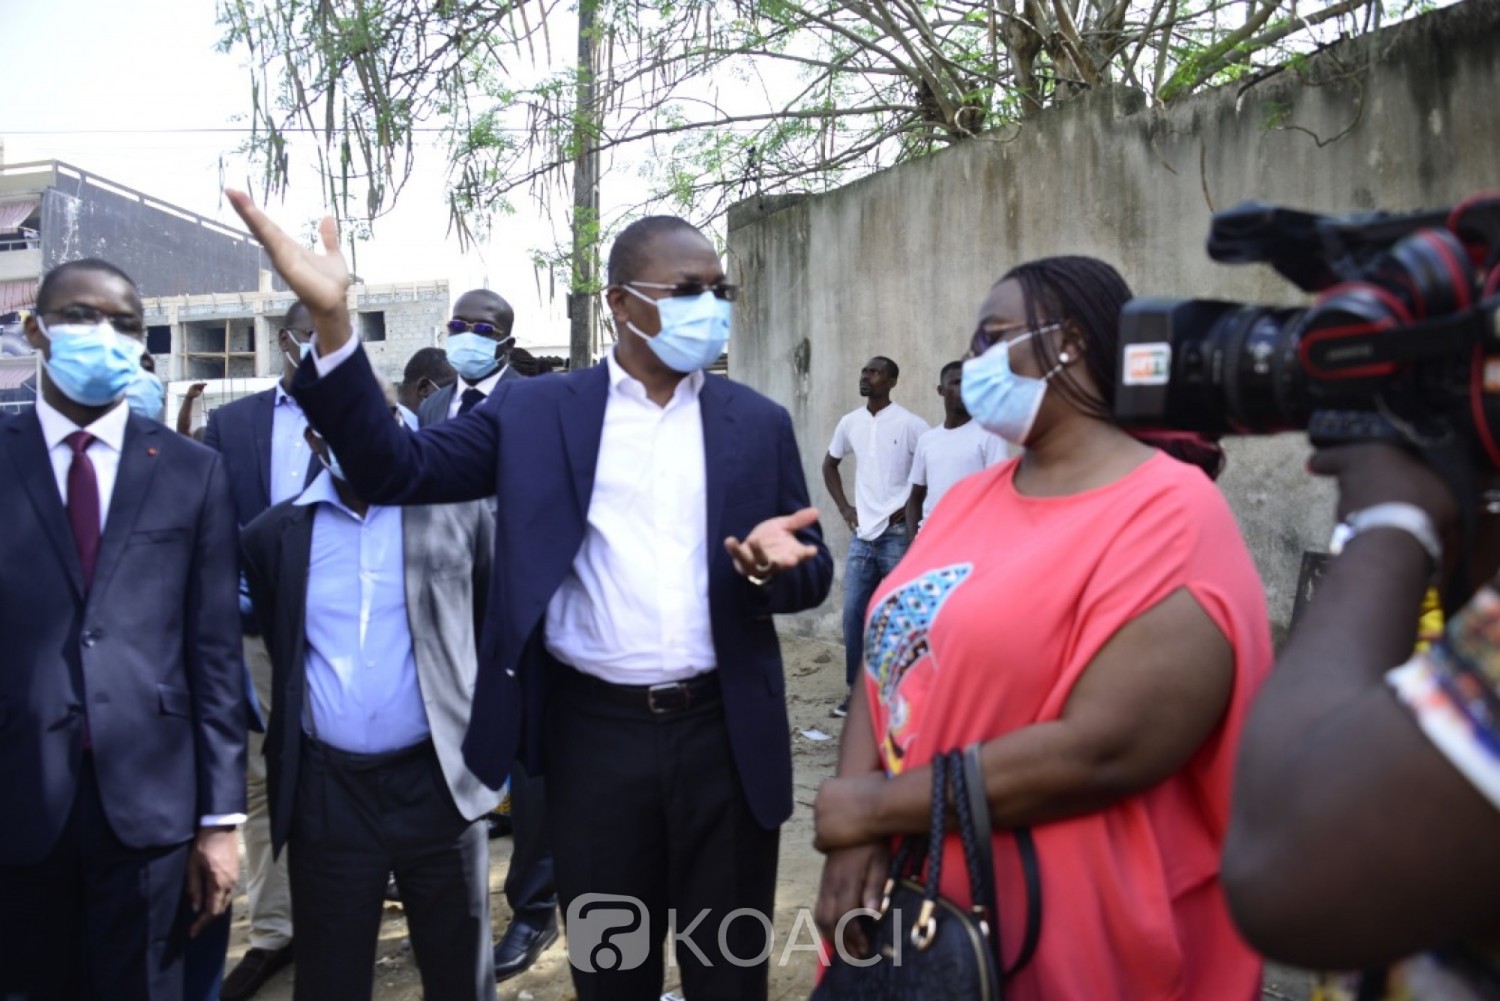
[
  {"xmin": 287, "ymin": 738, "xmax": 494, "ymax": 1001},
  {"xmin": 0, "ymin": 757, "xmax": 190, "ymax": 1001},
  {"xmin": 545, "ymin": 670, "xmax": 781, "ymax": 1001},
  {"xmin": 503, "ymin": 761, "xmax": 558, "ymax": 922}
]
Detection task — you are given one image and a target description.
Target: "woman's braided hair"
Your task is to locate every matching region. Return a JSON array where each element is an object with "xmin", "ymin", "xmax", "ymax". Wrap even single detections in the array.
[
  {"xmin": 1001, "ymin": 255, "xmax": 1227, "ymax": 478},
  {"xmin": 1000, "ymin": 255, "xmax": 1133, "ymax": 423}
]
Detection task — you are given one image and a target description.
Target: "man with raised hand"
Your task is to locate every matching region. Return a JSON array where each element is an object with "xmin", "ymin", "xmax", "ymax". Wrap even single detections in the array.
[{"xmin": 226, "ymin": 191, "xmax": 832, "ymax": 1001}]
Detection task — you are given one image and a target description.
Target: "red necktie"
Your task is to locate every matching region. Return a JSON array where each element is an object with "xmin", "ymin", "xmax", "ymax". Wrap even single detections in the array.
[{"xmin": 65, "ymin": 431, "xmax": 100, "ymax": 591}]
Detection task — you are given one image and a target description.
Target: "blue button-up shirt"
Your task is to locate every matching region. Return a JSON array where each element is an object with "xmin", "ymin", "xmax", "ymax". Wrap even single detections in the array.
[
  {"xmin": 294, "ymin": 471, "xmax": 430, "ymax": 754},
  {"xmin": 270, "ymin": 384, "xmax": 312, "ymax": 505}
]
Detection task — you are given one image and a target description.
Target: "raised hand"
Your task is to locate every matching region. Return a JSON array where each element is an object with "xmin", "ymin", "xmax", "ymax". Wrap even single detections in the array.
[
  {"xmin": 724, "ymin": 506, "xmax": 821, "ymax": 584},
  {"xmin": 224, "ymin": 190, "xmax": 353, "ymax": 354}
]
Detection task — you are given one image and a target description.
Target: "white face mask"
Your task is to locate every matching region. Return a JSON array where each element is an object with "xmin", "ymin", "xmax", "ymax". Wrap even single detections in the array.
[{"xmin": 960, "ymin": 326, "xmax": 1066, "ymax": 446}]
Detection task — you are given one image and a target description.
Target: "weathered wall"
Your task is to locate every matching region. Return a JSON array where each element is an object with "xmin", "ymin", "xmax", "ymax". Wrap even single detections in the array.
[{"xmin": 727, "ymin": 0, "xmax": 1500, "ymax": 639}]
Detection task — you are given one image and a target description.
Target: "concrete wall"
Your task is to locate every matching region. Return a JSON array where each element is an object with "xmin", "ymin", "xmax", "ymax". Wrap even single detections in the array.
[{"xmin": 726, "ymin": 0, "xmax": 1500, "ymax": 639}]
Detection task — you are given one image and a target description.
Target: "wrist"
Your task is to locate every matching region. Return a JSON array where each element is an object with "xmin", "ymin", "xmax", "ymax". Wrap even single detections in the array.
[{"xmin": 1333, "ymin": 502, "xmax": 1443, "ymax": 573}]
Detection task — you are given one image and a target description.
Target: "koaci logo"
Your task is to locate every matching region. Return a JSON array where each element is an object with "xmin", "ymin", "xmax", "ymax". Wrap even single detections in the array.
[{"xmin": 566, "ymin": 894, "xmax": 652, "ymax": 972}]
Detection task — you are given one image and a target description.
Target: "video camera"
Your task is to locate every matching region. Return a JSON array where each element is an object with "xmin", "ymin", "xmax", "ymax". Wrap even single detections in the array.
[{"xmin": 1115, "ymin": 192, "xmax": 1500, "ymax": 470}]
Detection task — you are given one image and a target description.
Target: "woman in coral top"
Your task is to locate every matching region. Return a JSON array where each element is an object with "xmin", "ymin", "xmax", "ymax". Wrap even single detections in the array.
[{"xmin": 812, "ymin": 256, "xmax": 1273, "ymax": 1000}]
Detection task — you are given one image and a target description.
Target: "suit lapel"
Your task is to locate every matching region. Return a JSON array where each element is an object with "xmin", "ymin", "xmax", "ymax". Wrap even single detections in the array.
[
  {"xmin": 558, "ymin": 364, "xmax": 611, "ymax": 516},
  {"xmin": 430, "ymin": 384, "xmax": 455, "ymax": 425},
  {"xmin": 278, "ymin": 506, "xmax": 316, "ymax": 740},
  {"xmin": 90, "ymin": 417, "xmax": 162, "ymax": 600},
  {"xmin": 4, "ymin": 410, "xmax": 85, "ymax": 598},
  {"xmin": 253, "ymin": 389, "xmax": 275, "ymax": 507},
  {"xmin": 699, "ymin": 376, "xmax": 740, "ymax": 553}
]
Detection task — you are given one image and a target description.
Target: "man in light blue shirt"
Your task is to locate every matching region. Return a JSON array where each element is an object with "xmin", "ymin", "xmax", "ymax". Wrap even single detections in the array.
[{"xmin": 240, "ymin": 387, "xmax": 501, "ymax": 1001}]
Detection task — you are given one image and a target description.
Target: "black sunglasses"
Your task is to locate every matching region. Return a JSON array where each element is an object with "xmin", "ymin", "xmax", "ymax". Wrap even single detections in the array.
[
  {"xmin": 627, "ymin": 280, "xmax": 739, "ymax": 302},
  {"xmin": 447, "ymin": 319, "xmax": 508, "ymax": 337}
]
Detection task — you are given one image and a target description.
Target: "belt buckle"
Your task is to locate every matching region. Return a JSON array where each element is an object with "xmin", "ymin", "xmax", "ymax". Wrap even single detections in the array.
[{"xmin": 647, "ymin": 682, "xmax": 689, "ymax": 714}]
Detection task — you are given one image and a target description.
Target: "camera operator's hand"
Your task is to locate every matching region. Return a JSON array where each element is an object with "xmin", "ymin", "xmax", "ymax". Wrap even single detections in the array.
[{"xmin": 1308, "ymin": 443, "xmax": 1459, "ymax": 533}]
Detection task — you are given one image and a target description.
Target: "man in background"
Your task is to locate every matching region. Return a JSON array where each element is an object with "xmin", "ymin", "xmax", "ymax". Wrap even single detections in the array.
[
  {"xmin": 418, "ymin": 289, "xmax": 521, "ymax": 426},
  {"xmin": 417, "ymin": 289, "xmax": 561, "ymax": 982},
  {"xmin": 903, "ymin": 360, "xmax": 1008, "ymax": 532},
  {"xmin": 823, "ymin": 356, "xmax": 928, "ymax": 717},
  {"xmin": 398, "ymin": 346, "xmax": 454, "ymax": 429}
]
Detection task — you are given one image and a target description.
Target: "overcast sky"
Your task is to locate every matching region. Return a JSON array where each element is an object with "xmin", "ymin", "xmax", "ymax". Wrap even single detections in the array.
[{"xmin": 0, "ymin": 0, "xmax": 574, "ymax": 348}]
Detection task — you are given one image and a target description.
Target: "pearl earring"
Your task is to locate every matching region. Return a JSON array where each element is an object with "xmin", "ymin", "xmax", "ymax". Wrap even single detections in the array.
[{"xmin": 1058, "ymin": 351, "xmax": 1071, "ymax": 363}]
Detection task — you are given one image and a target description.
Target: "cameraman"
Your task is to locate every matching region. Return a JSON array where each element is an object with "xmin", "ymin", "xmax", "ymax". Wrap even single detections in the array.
[{"xmin": 1223, "ymin": 442, "xmax": 1500, "ymax": 990}]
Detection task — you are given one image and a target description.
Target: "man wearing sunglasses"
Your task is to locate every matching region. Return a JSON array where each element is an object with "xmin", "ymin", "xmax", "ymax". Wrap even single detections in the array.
[
  {"xmin": 227, "ymin": 191, "xmax": 833, "ymax": 1001},
  {"xmin": 418, "ymin": 290, "xmax": 521, "ymax": 427},
  {"xmin": 416, "ymin": 288, "xmax": 561, "ymax": 981}
]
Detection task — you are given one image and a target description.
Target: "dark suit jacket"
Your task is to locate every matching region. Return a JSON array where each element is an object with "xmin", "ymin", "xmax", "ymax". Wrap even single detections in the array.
[
  {"xmin": 0, "ymin": 409, "xmax": 247, "ymax": 865},
  {"xmin": 241, "ymin": 495, "xmax": 500, "ymax": 855},
  {"xmin": 203, "ymin": 386, "xmax": 280, "ymax": 529},
  {"xmin": 295, "ymin": 348, "xmax": 832, "ymax": 829},
  {"xmin": 417, "ymin": 366, "xmax": 524, "ymax": 429}
]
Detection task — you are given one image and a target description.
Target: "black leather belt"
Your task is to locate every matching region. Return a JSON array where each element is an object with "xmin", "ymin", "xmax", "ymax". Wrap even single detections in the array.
[
  {"xmin": 304, "ymin": 736, "xmax": 432, "ymax": 771},
  {"xmin": 561, "ymin": 667, "xmax": 720, "ymax": 715}
]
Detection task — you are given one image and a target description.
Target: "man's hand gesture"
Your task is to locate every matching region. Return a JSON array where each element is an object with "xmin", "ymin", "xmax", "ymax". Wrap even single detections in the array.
[
  {"xmin": 224, "ymin": 190, "xmax": 352, "ymax": 355},
  {"xmin": 724, "ymin": 507, "xmax": 821, "ymax": 585}
]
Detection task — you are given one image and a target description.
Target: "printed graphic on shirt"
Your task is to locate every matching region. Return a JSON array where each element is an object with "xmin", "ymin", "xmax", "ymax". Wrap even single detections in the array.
[{"xmin": 863, "ymin": 564, "xmax": 971, "ymax": 775}]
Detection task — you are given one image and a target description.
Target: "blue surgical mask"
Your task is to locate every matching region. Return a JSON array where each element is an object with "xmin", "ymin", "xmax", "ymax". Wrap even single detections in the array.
[
  {"xmin": 446, "ymin": 332, "xmax": 508, "ymax": 382},
  {"xmin": 283, "ymin": 338, "xmax": 314, "ymax": 371},
  {"xmin": 961, "ymin": 327, "xmax": 1065, "ymax": 446},
  {"xmin": 125, "ymin": 369, "xmax": 165, "ymax": 421},
  {"xmin": 37, "ymin": 316, "xmax": 141, "ymax": 407},
  {"xmin": 623, "ymin": 287, "xmax": 731, "ymax": 374},
  {"xmin": 318, "ymin": 449, "xmax": 346, "ymax": 482}
]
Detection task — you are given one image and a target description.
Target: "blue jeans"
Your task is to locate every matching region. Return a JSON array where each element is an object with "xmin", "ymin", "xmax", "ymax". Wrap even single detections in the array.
[{"xmin": 842, "ymin": 522, "xmax": 910, "ymax": 687}]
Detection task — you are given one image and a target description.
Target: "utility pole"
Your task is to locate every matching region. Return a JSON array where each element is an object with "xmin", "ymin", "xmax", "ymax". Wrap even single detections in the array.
[{"xmin": 568, "ymin": 0, "xmax": 601, "ymax": 371}]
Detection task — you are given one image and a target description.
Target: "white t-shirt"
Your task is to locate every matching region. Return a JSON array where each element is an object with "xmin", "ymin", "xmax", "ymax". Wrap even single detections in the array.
[
  {"xmin": 908, "ymin": 421, "xmax": 1010, "ymax": 522},
  {"xmin": 827, "ymin": 403, "xmax": 929, "ymax": 541}
]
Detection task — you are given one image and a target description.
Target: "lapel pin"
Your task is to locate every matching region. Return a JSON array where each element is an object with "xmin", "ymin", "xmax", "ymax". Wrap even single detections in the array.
[{"xmin": 147, "ymin": 447, "xmax": 158, "ymax": 457}]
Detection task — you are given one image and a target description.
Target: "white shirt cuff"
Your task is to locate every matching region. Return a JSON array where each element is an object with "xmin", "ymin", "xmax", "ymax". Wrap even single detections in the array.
[
  {"xmin": 199, "ymin": 813, "xmax": 247, "ymax": 828},
  {"xmin": 311, "ymin": 332, "xmax": 361, "ymax": 376}
]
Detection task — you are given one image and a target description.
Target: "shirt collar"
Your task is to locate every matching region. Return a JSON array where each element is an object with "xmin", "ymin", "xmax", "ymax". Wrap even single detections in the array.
[
  {"xmin": 461, "ymin": 365, "xmax": 508, "ymax": 399},
  {"xmin": 293, "ymin": 468, "xmax": 367, "ymax": 521},
  {"xmin": 274, "ymin": 381, "xmax": 301, "ymax": 409},
  {"xmin": 35, "ymin": 394, "xmax": 130, "ymax": 454},
  {"xmin": 605, "ymin": 349, "xmax": 705, "ymax": 402}
]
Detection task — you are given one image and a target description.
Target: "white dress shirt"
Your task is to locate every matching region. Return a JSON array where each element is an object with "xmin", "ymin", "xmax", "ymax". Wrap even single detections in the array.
[
  {"xmin": 269, "ymin": 383, "xmax": 312, "ymax": 504},
  {"xmin": 827, "ymin": 402, "xmax": 929, "ymax": 540},
  {"xmin": 446, "ymin": 365, "xmax": 509, "ymax": 419},
  {"xmin": 35, "ymin": 395, "xmax": 128, "ymax": 533},
  {"xmin": 35, "ymin": 396, "xmax": 246, "ymax": 828},
  {"xmin": 294, "ymin": 470, "xmax": 430, "ymax": 754},
  {"xmin": 544, "ymin": 352, "xmax": 716, "ymax": 685},
  {"xmin": 312, "ymin": 338, "xmax": 717, "ymax": 684}
]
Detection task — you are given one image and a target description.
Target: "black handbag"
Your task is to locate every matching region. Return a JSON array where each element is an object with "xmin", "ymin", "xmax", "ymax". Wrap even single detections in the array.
[{"xmin": 812, "ymin": 745, "xmax": 1041, "ymax": 1000}]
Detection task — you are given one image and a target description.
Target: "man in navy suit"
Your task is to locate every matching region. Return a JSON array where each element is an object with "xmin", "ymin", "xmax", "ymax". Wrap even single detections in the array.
[
  {"xmin": 0, "ymin": 259, "xmax": 246, "ymax": 1000},
  {"xmin": 420, "ymin": 287, "xmax": 562, "ymax": 983},
  {"xmin": 202, "ymin": 303, "xmax": 317, "ymax": 999},
  {"xmin": 229, "ymin": 192, "xmax": 833, "ymax": 1001}
]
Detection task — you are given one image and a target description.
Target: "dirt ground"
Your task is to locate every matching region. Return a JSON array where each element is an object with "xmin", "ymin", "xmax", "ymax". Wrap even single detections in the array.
[{"xmin": 226, "ymin": 632, "xmax": 1315, "ymax": 1000}]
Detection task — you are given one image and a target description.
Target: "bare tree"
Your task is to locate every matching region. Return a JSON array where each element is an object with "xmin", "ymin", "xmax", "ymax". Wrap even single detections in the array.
[{"xmin": 218, "ymin": 0, "xmax": 1397, "ymax": 263}]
